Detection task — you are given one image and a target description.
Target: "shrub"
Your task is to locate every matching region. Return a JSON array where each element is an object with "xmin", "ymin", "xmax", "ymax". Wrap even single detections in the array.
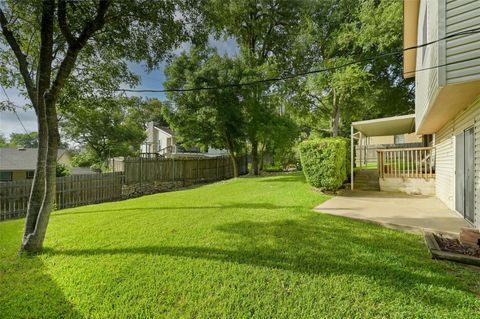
[
  {"xmin": 56, "ymin": 163, "xmax": 70, "ymax": 177},
  {"xmin": 263, "ymin": 163, "xmax": 284, "ymax": 172},
  {"xmin": 299, "ymin": 138, "xmax": 349, "ymax": 191}
]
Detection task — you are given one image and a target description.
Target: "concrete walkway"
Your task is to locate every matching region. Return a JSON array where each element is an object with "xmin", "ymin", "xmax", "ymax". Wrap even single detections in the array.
[{"xmin": 314, "ymin": 190, "xmax": 471, "ymax": 234}]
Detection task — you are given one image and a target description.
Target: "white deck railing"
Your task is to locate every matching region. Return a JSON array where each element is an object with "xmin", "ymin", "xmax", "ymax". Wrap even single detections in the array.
[{"xmin": 377, "ymin": 147, "xmax": 435, "ymax": 179}]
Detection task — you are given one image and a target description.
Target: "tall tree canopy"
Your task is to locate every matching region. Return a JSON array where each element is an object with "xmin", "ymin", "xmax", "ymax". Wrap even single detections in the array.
[
  {"xmin": 0, "ymin": 0, "xmax": 205, "ymax": 253},
  {"xmin": 205, "ymin": 0, "xmax": 304, "ymax": 174},
  {"xmin": 164, "ymin": 48, "xmax": 246, "ymax": 176},
  {"xmin": 286, "ymin": 0, "xmax": 414, "ymax": 138},
  {"xmin": 8, "ymin": 132, "xmax": 39, "ymax": 148},
  {"xmin": 61, "ymin": 96, "xmax": 148, "ymax": 166}
]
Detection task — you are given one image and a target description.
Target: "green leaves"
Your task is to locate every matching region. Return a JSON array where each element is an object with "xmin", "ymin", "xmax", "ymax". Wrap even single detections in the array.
[
  {"xmin": 299, "ymin": 137, "xmax": 349, "ymax": 191},
  {"xmin": 60, "ymin": 96, "xmax": 148, "ymax": 164}
]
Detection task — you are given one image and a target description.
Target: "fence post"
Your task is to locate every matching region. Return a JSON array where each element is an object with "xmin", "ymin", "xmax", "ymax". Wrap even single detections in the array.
[
  {"xmin": 139, "ymin": 156, "xmax": 143, "ymax": 187},
  {"xmin": 197, "ymin": 158, "xmax": 200, "ymax": 183},
  {"xmin": 172, "ymin": 157, "xmax": 175, "ymax": 188}
]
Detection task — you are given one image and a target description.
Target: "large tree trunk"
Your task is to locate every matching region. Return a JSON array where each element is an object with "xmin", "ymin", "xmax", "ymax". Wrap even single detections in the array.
[
  {"xmin": 22, "ymin": 97, "xmax": 60, "ymax": 252},
  {"xmin": 224, "ymin": 131, "xmax": 239, "ymax": 178},
  {"xmin": 259, "ymin": 142, "xmax": 266, "ymax": 171},
  {"xmin": 230, "ymin": 153, "xmax": 239, "ymax": 178},
  {"xmin": 331, "ymin": 88, "xmax": 341, "ymax": 137},
  {"xmin": 21, "ymin": 0, "xmax": 55, "ymax": 253},
  {"xmin": 251, "ymin": 139, "xmax": 259, "ymax": 175},
  {"xmin": 22, "ymin": 111, "xmax": 48, "ymax": 246}
]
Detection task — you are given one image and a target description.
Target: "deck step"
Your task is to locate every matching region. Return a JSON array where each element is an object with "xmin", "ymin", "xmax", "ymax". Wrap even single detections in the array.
[{"xmin": 354, "ymin": 169, "xmax": 380, "ymax": 191}]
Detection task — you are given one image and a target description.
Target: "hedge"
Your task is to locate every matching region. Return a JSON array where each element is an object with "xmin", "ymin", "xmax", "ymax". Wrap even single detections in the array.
[{"xmin": 299, "ymin": 137, "xmax": 350, "ymax": 191}]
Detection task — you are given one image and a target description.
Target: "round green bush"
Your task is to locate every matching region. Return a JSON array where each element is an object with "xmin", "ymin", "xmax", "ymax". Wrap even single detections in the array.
[{"xmin": 299, "ymin": 138, "xmax": 349, "ymax": 191}]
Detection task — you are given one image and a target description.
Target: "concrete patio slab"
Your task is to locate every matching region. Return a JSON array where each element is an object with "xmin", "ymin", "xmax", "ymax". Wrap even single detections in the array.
[{"xmin": 314, "ymin": 190, "xmax": 471, "ymax": 234}]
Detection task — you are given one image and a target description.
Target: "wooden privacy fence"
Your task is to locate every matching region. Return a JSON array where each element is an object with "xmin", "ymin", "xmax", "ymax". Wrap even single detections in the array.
[
  {"xmin": 123, "ymin": 155, "xmax": 247, "ymax": 185},
  {"xmin": 0, "ymin": 172, "xmax": 123, "ymax": 221},
  {"xmin": 377, "ymin": 147, "xmax": 435, "ymax": 179},
  {"xmin": 0, "ymin": 156, "xmax": 246, "ymax": 221}
]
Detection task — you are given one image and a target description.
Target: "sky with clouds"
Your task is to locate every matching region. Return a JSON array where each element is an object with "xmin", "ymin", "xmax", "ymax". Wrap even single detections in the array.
[{"xmin": 0, "ymin": 37, "xmax": 238, "ymax": 139}]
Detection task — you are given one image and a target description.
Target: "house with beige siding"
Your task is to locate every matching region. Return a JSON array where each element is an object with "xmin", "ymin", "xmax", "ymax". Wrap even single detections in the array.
[
  {"xmin": 404, "ymin": 0, "xmax": 479, "ymax": 228},
  {"xmin": 350, "ymin": 0, "xmax": 479, "ymax": 229},
  {"xmin": 0, "ymin": 148, "xmax": 73, "ymax": 181}
]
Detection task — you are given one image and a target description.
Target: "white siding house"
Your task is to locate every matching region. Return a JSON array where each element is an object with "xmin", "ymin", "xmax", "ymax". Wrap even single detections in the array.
[
  {"xmin": 404, "ymin": 0, "xmax": 480, "ymax": 228},
  {"xmin": 141, "ymin": 122, "xmax": 228, "ymax": 158}
]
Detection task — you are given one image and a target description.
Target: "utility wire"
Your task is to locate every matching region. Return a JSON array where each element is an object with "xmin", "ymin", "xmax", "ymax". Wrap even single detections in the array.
[
  {"xmin": 0, "ymin": 85, "xmax": 29, "ymax": 134},
  {"xmin": 117, "ymin": 27, "xmax": 480, "ymax": 93}
]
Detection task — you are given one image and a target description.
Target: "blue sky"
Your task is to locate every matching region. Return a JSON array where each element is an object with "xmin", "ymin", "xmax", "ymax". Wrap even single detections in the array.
[{"xmin": 0, "ymin": 37, "xmax": 238, "ymax": 138}]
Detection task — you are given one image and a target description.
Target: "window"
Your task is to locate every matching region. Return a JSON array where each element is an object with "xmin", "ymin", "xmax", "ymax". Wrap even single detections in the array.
[
  {"xmin": 157, "ymin": 139, "xmax": 162, "ymax": 151},
  {"xmin": 0, "ymin": 171, "xmax": 13, "ymax": 182},
  {"xmin": 394, "ymin": 134, "xmax": 405, "ymax": 144},
  {"xmin": 26, "ymin": 170, "xmax": 35, "ymax": 179}
]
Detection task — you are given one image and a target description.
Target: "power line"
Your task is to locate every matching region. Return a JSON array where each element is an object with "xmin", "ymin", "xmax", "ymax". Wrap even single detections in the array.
[
  {"xmin": 117, "ymin": 27, "xmax": 480, "ymax": 94},
  {"xmin": 0, "ymin": 85, "xmax": 29, "ymax": 134}
]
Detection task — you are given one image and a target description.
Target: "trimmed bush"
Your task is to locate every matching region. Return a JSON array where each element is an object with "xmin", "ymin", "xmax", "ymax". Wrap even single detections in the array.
[{"xmin": 299, "ymin": 138, "xmax": 349, "ymax": 191}]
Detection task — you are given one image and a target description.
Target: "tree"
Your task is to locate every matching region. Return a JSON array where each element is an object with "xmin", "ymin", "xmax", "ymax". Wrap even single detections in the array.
[
  {"xmin": 164, "ymin": 48, "xmax": 246, "ymax": 177},
  {"xmin": 206, "ymin": 0, "xmax": 304, "ymax": 175},
  {"xmin": 9, "ymin": 132, "xmax": 39, "ymax": 148},
  {"xmin": 0, "ymin": 133, "xmax": 9, "ymax": 147},
  {"xmin": 0, "ymin": 0, "xmax": 204, "ymax": 253},
  {"xmin": 61, "ymin": 96, "xmax": 147, "ymax": 166},
  {"xmin": 287, "ymin": 0, "xmax": 413, "ymax": 138}
]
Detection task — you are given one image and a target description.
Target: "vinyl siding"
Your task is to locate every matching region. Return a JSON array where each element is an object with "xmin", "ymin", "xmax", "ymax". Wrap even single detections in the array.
[
  {"xmin": 415, "ymin": 0, "xmax": 441, "ymax": 130},
  {"xmin": 435, "ymin": 98, "xmax": 480, "ymax": 228},
  {"xmin": 475, "ymin": 111, "xmax": 480, "ymax": 228},
  {"xmin": 446, "ymin": 0, "xmax": 480, "ymax": 84}
]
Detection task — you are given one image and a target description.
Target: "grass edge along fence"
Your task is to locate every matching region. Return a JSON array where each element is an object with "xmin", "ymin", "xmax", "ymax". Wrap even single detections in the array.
[
  {"xmin": 1, "ymin": 155, "xmax": 247, "ymax": 221},
  {"xmin": 299, "ymin": 138, "xmax": 350, "ymax": 191},
  {"xmin": 0, "ymin": 172, "xmax": 124, "ymax": 221}
]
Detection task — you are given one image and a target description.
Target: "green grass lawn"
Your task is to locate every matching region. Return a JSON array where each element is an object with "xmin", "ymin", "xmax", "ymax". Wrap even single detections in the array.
[{"xmin": 1, "ymin": 173, "xmax": 479, "ymax": 318}]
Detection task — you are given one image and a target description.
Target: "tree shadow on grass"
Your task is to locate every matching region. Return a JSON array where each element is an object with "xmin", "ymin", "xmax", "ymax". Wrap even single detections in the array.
[
  {"xmin": 257, "ymin": 175, "xmax": 306, "ymax": 183},
  {"xmin": 46, "ymin": 214, "xmax": 480, "ymax": 312},
  {"xmin": 53, "ymin": 202, "xmax": 304, "ymax": 217},
  {"xmin": 0, "ymin": 254, "xmax": 83, "ymax": 319}
]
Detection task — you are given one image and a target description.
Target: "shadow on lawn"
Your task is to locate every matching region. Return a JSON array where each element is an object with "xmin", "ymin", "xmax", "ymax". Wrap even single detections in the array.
[
  {"xmin": 53, "ymin": 202, "xmax": 303, "ymax": 217},
  {"xmin": 0, "ymin": 254, "xmax": 83, "ymax": 319},
  {"xmin": 257, "ymin": 175, "xmax": 305, "ymax": 183},
  {"xmin": 47, "ymin": 214, "xmax": 479, "ymax": 311}
]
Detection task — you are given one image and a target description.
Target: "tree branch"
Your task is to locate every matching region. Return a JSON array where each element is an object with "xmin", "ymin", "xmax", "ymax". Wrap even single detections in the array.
[
  {"xmin": 0, "ymin": 9, "xmax": 37, "ymax": 108},
  {"xmin": 57, "ymin": 0, "xmax": 74, "ymax": 45},
  {"xmin": 49, "ymin": 0, "xmax": 111, "ymax": 100}
]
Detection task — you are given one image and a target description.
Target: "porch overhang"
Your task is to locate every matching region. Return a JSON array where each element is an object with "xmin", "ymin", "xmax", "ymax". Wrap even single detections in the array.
[
  {"xmin": 350, "ymin": 114, "xmax": 418, "ymax": 191},
  {"xmin": 351, "ymin": 114, "xmax": 416, "ymax": 137}
]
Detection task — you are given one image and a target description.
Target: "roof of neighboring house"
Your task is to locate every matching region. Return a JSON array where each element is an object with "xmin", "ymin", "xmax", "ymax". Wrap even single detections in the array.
[
  {"xmin": 155, "ymin": 126, "xmax": 174, "ymax": 137},
  {"xmin": 0, "ymin": 148, "xmax": 68, "ymax": 171}
]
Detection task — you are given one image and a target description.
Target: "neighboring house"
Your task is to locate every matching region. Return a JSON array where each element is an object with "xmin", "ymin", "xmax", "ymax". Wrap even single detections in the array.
[
  {"xmin": 141, "ymin": 122, "xmax": 228, "ymax": 158},
  {"xmin": 0, "ymin": 148, "xmax": 72, "ymax": 181},
  {"xmin": 355, "ymin": 130, "xmax": 423, "ymax": 166},
  {"xmin": 367, "ymin": 133, "xmax": 421, "ymax": 145}
]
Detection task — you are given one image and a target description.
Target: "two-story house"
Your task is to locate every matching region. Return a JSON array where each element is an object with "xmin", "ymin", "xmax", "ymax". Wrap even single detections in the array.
[
  {"xmin": 404, "ymin": 0, "xmax": 479, "ymax": 228},
  {"xmin": 141, "ymin": 122, "xmax": 228, "ymax": 158}
]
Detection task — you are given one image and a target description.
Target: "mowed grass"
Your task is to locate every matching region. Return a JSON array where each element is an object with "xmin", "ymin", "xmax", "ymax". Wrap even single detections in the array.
[{"xmin": 0, "ymin": 173, "xmax": 479, "ymax": 318}]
